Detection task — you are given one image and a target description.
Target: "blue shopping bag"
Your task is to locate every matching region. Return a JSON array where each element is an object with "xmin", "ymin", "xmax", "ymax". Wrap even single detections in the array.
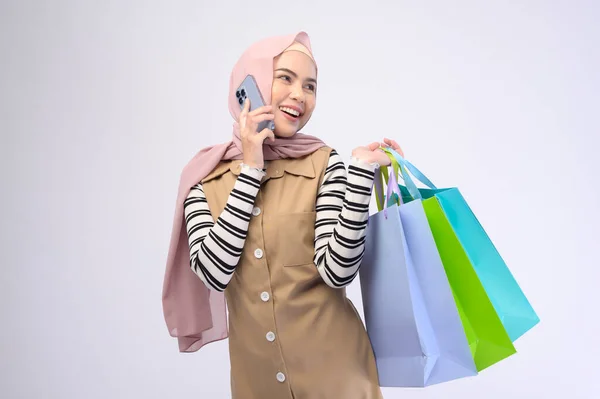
[
  {"xmin": 359, "ymin": 169, "xmax": 477, "ymax": 387},
  {"xmin": 384, "ymin": 148, "xmax": 540, "ymax": 342}
]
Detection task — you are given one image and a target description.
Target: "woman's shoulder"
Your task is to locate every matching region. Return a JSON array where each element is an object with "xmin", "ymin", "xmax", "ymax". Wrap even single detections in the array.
[
  {"xmin": 201, "ymin": 160, "xmax": 241, "ymax": 184},
  {"xmin": 301, "ymin": 146, "xmax": 335, "ymax": 170},
  {"xmin": 313, "ymin": 147, "xmax": 346, "ymax": 168},
  {"xmin": 307, "ymin": 146, "xmax": 344, "ymax": 181},
  {"xmin": 310, "ymin": 146, "xmax": 336, "ymax": 162}
]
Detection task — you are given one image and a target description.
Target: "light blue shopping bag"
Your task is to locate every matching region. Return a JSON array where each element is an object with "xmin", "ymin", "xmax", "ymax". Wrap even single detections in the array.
[
  {"xmin": 359, "ymin": 169, "xmax": 477, "ymax": 387},
  {"xmin": 384, "ymin": 148, "xmax": 540, "ymax": 342}
]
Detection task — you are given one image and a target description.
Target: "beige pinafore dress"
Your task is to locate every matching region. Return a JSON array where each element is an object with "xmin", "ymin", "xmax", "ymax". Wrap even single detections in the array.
[{"xmin": 200, "ymin": 147, "xmax": 383, "ymax": 399}]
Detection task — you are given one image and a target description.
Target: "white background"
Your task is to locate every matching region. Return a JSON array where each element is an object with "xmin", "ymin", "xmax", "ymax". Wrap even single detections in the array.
[{"xmin": 1, "ymin": 1, "xmax": 598, "ymax": 398}]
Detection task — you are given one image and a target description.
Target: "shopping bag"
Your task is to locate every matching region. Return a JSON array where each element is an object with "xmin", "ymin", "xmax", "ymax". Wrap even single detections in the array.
[
  {"xmin": 422, "ymin": 197, "xmax": 516, "ymax": 371},
  {"xmin": 384, "ymin": 148, "xmax": 539, "ymax": 368},
  {"xmin": 359, "ymin": 168, "xmax": 477, "ymax": 387},
  {"xmin": 384, "ymin": 148, "xmax": 540, "ymax": 341}
]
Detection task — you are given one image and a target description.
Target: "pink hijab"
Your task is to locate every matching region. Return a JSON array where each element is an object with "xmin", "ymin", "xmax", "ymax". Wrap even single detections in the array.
[{"xmin": 162, "ymin": 32, "xmax": 327, "ymax": 352}]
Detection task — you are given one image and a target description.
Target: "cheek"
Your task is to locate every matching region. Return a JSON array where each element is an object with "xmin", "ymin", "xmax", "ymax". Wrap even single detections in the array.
[
  {"xmin": 304, "ymin": 97, "xmax": 316, "ymax": 117},
  {"xmin": 270, "ymin": 82, "xmax": 285, "ymax": 103}
]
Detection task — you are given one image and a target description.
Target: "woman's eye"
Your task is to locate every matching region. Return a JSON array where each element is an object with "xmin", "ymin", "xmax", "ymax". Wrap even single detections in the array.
[
  {"xmin": 306, "ymin": 84, "xmax": 316, "ymax": 91},
  {"xmin": 279, "ymin": 75, "xmax": 290, "ymax": 82}
]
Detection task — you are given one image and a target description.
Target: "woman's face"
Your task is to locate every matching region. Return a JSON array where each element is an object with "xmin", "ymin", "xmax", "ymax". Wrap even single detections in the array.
[{"xmin": 271, "ymin": 50, "xmax": 317, "ymax": 138}]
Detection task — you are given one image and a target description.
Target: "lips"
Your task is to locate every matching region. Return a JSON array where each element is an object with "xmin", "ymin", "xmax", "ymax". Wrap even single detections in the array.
[
  {"xmin": 279, "ymin": 108, "xmax": 300, "ymax": 122},
  {"xmin": 279, "ymin": 105, "xmax": 303, "ymax": 118}
]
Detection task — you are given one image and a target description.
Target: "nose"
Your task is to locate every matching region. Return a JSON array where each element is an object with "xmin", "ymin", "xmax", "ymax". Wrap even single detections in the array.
[{"xmin": 289, "ymin": 83, "xmax": 305, "ymax": 103}]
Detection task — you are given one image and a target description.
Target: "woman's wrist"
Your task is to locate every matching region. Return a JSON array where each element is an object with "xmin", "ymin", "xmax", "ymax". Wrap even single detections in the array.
[
  {"xmin": 350, "ymin": 156, "xmax": 380, "ymax": 171},
  {"xmin": 242, "ymin": 161, "xmax": 264, "ymax": 169},
  {"xmin": 240, "ymin": 162, "xmax": 267, "ymax": 176}
]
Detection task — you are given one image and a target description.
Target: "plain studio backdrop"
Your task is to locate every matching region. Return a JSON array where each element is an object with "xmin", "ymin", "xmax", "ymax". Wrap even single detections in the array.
[{"xmin": 1, "ymin": 1, "xmax": 598, "ymax": 398}]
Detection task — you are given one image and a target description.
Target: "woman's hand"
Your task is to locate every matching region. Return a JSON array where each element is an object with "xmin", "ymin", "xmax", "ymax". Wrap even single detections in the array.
[
  {"xmin": 351, "ymin": 138, "xmax": 404, "ymax": 167},
  {"xmin": 240, "ymin": 98, "xmax": 276, "ymax": 169},
  {"xmin": 381, "ymin": 138, "xmax": 404, "ymax": 158}
]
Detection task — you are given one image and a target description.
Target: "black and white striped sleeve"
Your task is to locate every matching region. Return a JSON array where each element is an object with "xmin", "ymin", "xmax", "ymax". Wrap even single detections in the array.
[
  {"xmin": 313, "ymin": 150, "xmax": 378, "ymax": 288},
  {"xmin": 183, "ymin": 166, "xmax": 265, "ymax": 292}
]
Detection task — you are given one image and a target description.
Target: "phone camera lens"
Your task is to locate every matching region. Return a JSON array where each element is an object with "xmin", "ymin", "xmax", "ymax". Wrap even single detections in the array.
[
  {"xmin": 240, "ymin": 89, "xmax": 246, "ymax": 97},
  {"xmin": 236, "ymin": 91, "xmax": 240, "ymax": 98},
  {"xmin": 238, "ymin": 98, "xmax": 243, "ymax": 105}
]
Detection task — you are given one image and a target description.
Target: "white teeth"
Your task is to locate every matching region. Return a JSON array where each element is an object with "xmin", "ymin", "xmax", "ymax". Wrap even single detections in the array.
[{"xmin": 279, "ymin": 106, "xmax": 300, "ymax": 117}]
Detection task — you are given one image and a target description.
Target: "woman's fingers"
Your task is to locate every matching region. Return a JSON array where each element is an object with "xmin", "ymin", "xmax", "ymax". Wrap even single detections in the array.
[
  {"xmin": 366, "ymin": 142, "xmax": 379, "ymax": 151},
  {"xmin": 239, "ymin": 99, "xmax": 250, "ymax": 134},
  {"xmin": 383, "ymin": 138, "xmax": 404, "ymax": 156},
  {"xmin": 248, "ymin": 105, "xmax": 273, "ymax": 117},
  {"xmin": 257, "ymin": 127, "xmax": 276, "ymax": 143},
  {"xmin": 252, "ymin": 113, "xmax": 276, "ymax": 124},
  {"xmin": 241, "ymin": 102, "xmax": 274, "ymax": 137},
  {"xmin": 240, "ymin": 98, "xmax": 250, "ymax": 117}
]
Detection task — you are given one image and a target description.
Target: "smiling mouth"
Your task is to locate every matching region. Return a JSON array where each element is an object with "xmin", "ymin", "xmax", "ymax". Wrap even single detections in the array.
[{"xmin": 279, "ymin": 106, "xmax": 302, "ymax": 118}]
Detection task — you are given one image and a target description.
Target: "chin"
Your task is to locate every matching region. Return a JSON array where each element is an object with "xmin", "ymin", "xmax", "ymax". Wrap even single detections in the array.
[
  {"xmin": 273, "ymin": 120, "xmax": 303, "ymax": 138},
  {"xmin": 274, "ymin": 128, "xmax": 297, "ymax": 138},
  {"xmin": 274, "ymin": 118, "xmax": 309, "ymax": 138}
]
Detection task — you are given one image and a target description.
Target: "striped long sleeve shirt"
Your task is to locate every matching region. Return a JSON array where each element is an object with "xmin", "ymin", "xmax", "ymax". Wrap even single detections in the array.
[{"xmin": 183, "ymin": 150, "xmax": 377, "ymax": 291}]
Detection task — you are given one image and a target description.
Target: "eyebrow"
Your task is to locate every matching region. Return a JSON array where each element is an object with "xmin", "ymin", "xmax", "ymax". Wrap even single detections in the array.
[{"xmin": 275, "ymin": 68, "xmax": 317, "ymax": 85}]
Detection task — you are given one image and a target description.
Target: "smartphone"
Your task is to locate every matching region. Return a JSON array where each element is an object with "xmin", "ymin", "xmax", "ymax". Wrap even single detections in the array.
[{"xmin": 235, "ymin": 75, "xmax": 275, "ymax": 131}]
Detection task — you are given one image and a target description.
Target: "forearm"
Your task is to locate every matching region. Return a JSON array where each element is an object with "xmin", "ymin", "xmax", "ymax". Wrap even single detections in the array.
[
  {"xmin": 314, "ymin": 153, "xmax": 377, "ymax": 288},
  {"xmin": 184, "ymin": 165, "xmax": 265, "ymax": 291}
]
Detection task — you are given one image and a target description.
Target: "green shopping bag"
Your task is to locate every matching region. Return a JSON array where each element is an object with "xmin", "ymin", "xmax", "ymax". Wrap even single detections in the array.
[
  {"xmin": 381, "ymin": 149, "xmax": 516, "ymax": 371},
  {"xmin": 424, "ymin": 199, "xmax": 516, "ymax": 370}
]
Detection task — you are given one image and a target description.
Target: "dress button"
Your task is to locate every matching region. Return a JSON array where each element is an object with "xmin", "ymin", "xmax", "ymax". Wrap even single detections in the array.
[
  {"xmin": 252, "ymin": 207, "xmax": 261, "ymax": 216},
  {"xmin": 260, "ymin": 291, "xmax": 270, "ymax": 302},
  {"xmin": 276, "ymin": 372, "xmax": 286, "ymax": 382},
  {"xmin": 266, "ymin": 331, "xmax": 276, "ymax": 342},
  {"xmin": 254, "ymin": 248, "xmax": 263, "ymax": 259}
]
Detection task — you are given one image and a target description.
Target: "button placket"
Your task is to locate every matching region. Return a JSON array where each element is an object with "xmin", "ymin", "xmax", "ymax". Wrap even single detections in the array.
[{"xmin": 250, "ymin": 190, "xmax": 289, "ymax": 389}]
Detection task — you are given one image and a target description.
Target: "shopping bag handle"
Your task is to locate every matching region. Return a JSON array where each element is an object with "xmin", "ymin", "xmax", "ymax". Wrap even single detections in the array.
[
  {"xmin": 374, "ymin": 153, "xmax": 403, "ymax": 214},
  {"xmin": 384, "ymin": 148, "xmax": 437, "ymax": 189},
  {"xmin": 382, "ymin": 148, "xmax": 438, "ymax": 201}
]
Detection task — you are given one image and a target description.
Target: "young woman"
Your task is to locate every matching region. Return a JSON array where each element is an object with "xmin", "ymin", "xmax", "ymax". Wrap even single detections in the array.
[{"xmin": 163, "ymin": 31, "xmax": 403, "ymax": 398}]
